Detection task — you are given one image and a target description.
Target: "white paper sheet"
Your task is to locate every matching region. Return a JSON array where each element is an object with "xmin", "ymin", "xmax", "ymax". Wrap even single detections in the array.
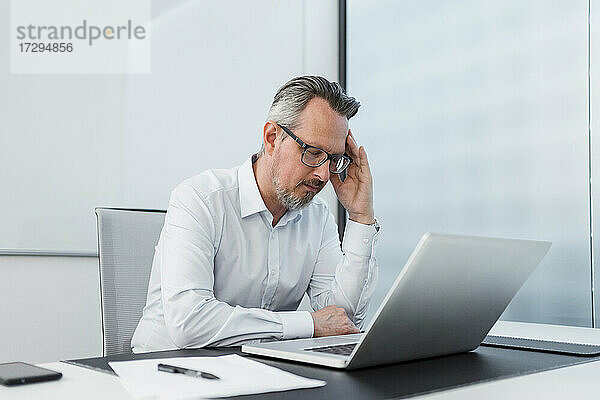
[{"xmin": 109, "ymin": 354, "xmax": 326, "ymax": 399}]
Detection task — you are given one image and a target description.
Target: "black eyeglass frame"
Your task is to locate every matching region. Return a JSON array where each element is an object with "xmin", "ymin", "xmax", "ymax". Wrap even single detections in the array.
[{"xmin": 277, "ymin": 123, "xmax": 353, "ymax": 174}]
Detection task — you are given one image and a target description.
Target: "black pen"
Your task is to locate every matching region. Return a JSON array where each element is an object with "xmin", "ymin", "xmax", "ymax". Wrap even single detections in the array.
[{"xmin": 157, "ymin": 363, "xmax": 220, "ymax": 380}]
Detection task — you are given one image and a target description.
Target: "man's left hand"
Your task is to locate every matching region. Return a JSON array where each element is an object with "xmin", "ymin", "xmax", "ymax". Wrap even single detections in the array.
[{"xmin": 330, "ymin": 129, "xmax": 375, "ymax": 225}]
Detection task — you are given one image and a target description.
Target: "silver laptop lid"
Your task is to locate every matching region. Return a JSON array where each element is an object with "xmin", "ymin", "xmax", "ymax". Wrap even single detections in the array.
[{"xmin": 346, "ymin": 233, "xmax": 551, "ymax": 369}]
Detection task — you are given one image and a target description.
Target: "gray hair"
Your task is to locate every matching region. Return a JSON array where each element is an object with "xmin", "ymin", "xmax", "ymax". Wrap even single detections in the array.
[{"xmin": 258, "ymin": 75, "xmax": 361, "ymax": 156}]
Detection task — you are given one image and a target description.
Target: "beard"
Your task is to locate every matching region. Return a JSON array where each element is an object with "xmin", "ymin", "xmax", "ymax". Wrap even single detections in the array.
[{"xmin": 272, "ymin": 166, "xmax": 324, "ymax": 211}]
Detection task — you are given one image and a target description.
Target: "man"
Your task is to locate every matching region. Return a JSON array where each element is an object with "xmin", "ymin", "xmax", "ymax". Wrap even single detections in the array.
[{"xmin": 131, "ymin": 76, "xmax": 380, "ymax": 352}]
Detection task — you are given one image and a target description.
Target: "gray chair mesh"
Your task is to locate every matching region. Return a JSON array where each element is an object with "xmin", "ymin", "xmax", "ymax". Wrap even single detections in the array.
[{"xmin": 95, "ymin": 207, "xmax": 166, "ymax": 356}]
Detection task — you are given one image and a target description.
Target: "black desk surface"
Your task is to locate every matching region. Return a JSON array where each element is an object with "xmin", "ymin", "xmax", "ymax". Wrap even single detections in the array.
[{"xmin": 65, "ymin": 346, "xmax": 599, "ymax": 399}]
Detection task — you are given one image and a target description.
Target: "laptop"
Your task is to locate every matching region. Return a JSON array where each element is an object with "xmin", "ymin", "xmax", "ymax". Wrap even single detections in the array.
[{"xmin": 242, "ymin": 232, "xmax": 551, "ymax": 369}]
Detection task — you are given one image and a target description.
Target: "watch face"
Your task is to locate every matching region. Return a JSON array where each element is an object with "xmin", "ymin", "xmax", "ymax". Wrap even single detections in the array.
[{"xmin": 372, "ymin": 218, "xmax": 380, "ymax": 232}]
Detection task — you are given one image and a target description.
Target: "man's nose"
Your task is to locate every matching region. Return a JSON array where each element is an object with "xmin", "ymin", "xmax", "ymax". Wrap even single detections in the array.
[{"xmin": 313, "ymin": 160, "xmax": 330, "ymax": 182}]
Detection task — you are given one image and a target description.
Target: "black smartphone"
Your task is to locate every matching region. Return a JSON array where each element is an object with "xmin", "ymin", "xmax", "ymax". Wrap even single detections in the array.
[{"xmin": 0, "ymin": 362, "xmax": 62, "ymax": 386}]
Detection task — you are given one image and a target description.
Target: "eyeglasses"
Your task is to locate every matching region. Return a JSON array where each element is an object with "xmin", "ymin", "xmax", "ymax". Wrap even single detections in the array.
[{"xmin": 277, "ymin": 124, "xmax": 353, "ymax": 174}]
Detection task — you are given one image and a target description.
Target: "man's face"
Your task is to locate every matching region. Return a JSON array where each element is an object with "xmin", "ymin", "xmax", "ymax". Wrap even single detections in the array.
[{"xmin": 271, "ymin": 97, "xmax": 349, "ymax": 210}]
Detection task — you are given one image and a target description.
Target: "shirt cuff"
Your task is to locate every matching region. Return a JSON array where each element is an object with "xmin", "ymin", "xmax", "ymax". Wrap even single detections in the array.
[
  {"xmin": 342, "ymin": 219, "xmax": 379, "ymax": 258},
  {"xmin": 279, "ymin": 311, "xmax": 314, "ymax": 339}
]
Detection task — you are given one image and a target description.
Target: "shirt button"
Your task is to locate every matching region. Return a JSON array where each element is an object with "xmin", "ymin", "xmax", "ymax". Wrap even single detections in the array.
[{"xmin": 363, "ymin": 238, "xmax": 369, "ymax": 244}]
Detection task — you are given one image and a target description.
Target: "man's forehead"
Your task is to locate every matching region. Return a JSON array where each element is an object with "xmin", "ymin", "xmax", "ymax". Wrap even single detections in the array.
[
  {"xmin": 296, "ymin": 116, "xmax": 348, "ymax": 154},
  {"xmin": 297, "ymin": 125, "xmax": 347, "ymax": 154}
]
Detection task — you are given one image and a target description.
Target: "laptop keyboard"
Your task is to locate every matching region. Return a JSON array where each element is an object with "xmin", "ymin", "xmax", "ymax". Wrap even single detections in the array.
[{"xmin": 305, "ymin": 343, "xmax": 357, "ymax": 356}]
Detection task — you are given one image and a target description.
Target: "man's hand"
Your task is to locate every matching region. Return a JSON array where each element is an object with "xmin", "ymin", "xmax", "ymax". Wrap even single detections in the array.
[
  {"xmin": 311, "ymin": 305, "xmax": 360, "ymax": 337},
  {"xmin": 330, "ymin": 130, "xmax": 375, "ymax": 225}
]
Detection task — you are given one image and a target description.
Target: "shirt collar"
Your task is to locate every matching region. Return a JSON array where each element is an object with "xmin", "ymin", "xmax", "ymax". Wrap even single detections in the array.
[
  {"xmin": 238, "ymin": 155, "xmax": 268, "ymax": 218},
  {"xmin": 237, "ymin": 155, "xmax": 304, "ymax": 225},
  {"xmin": 279, "ymin": 208, "xmax": 302, "ymax": 226}
]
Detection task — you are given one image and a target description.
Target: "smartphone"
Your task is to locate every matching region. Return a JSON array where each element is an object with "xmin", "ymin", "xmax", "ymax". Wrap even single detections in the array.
[{"xmin": 0, "ymin": 362, "xmax": 62, "ymax": 386}]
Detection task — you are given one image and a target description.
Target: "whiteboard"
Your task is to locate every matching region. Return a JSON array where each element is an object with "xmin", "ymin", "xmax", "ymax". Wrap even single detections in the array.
[{"xmin": 0, "ymin": 0, "xmax": 338, "ymax": 253}]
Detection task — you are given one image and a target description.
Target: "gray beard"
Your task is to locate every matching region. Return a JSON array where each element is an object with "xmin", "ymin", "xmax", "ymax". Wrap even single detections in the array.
[{"xmin": 272, "ymin": 175, "xmax": 316, "ymax": 210}]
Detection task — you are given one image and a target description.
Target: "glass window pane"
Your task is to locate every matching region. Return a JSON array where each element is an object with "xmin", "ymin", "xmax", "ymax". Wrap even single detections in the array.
[{"xmin": 348, "ymin": 0, "xmax": 591, "ymax": 327}]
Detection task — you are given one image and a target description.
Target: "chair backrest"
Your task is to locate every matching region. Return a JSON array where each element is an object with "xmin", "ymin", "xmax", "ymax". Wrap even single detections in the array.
[{"xmin": 95, "ymin": 207, "xmax": 166, "ymax": 356}]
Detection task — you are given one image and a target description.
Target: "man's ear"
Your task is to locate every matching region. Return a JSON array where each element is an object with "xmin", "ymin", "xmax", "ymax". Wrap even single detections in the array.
[{"xmin": 263, "ymin": 121, "xmax": 279, "ymax": 156}]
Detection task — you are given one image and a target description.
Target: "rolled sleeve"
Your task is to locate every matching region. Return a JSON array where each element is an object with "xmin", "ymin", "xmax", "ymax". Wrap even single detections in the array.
[{"xmin": 279, "ymin": 311, "xmax": 314, "ymax": 339}]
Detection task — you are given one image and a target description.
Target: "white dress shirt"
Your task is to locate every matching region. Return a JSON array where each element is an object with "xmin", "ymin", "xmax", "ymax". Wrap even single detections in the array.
[{"xmin": 131, "ymin": 155, "xmax": 379, "ymax": 352}]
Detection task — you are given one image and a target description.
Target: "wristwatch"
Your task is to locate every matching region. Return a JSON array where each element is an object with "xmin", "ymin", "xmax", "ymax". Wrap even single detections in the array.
[{"xmin": 370, "ymin": 217, "xmax": 380, "ymax": 232}]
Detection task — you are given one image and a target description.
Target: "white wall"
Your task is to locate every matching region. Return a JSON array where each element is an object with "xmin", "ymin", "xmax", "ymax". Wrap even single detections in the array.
[
  {"xmin": 1, "ymin": 0, "xmax": 339, "ymax": 253},
  {"xmin": 0, "ymin": 0, "xmax": 338, "ymax": 363}
]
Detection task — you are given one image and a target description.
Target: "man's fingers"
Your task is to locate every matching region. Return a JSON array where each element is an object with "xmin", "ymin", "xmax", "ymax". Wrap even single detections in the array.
[
  {"xmin": 312, "ymin": 305, "xmax": 361, "ymax": 336},
  {"xmin": 348, "ymin": 129, "xmax": 357, "ymax": 144},
  {"xmin": 345, "ymin": 323, "xmax": 360, "ymax": 334},
  {"xmin": 346, "ymin": 130, "xmax": 360, "ymax": 160},
  {"xmin": 346, "ymin": 130, "xmax": 369, "ymax": 172},
  {"xmin": 359, "ymin": 146, "xmax": 371, "ymax": 171}
]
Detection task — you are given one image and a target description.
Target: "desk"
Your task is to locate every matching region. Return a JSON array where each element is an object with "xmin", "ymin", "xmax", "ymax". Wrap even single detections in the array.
[
  {"xmin": 14, "ymin": 356, "xmax": 600, "ymax": 399},
  {"xmin": 1, "ymin": 346, "xmax": 599, "ymax": 400},
  {"xmin": 4, "ymin": 322, "xmax": 600, "ymax": 399}
]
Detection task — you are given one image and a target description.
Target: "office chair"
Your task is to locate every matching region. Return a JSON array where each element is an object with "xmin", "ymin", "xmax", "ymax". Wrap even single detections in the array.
[{"xmin": 95, "ymin": 207, "xmax": 166, "ymax": 356}]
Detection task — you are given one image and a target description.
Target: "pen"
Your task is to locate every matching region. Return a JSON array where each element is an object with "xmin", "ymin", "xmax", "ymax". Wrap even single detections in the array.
[{"xmin": 157, "ymin": 363, "xmax": 220, "ymax": 380}]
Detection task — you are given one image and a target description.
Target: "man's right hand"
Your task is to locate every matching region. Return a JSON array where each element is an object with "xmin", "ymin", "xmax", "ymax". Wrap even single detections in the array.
[{"xmin": 311, "ymin": 305, "xmax": 360, "ymax": 337}]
